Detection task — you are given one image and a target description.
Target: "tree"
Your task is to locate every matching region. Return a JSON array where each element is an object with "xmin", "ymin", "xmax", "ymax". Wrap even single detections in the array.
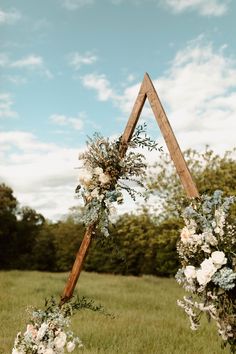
[
  {"xmin": 148, "ymin": 147, "xmax": 236, "ymax": 218},
  {"xmin": 145, "ymin": 147, "xmax": 236, "ymax": 276},
  {"xmin": 16, "ymin": 207, "xmax": 45, "ymax": 269},
  {"xmin": 0, "ymin": 184, "xmax": 18, "ymax": 268}
]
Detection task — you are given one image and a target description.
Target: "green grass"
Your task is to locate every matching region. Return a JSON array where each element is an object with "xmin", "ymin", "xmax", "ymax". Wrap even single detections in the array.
[{"xmin": 0, "ymin": 271, "xmax": 229, "ymax": 354}]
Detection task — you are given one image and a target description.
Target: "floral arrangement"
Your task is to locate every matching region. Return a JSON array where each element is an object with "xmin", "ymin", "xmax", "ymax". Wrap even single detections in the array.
[
  {"xmin": 176, "ymin": 190, "xmax": 236, "ymax": 352},
  {"xmin": 76, "ymin": 124, "xmax": 161, "ymax": 236},
  {"xmin": 12, "ymin": 297, "xmax": 106, "ymax": 354}
]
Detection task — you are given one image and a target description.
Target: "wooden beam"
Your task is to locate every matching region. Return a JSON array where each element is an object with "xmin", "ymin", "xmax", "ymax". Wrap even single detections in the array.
[
  {"xmin": 119, "ymin": 77, "xmax": 147, "ymax": 156},
  {"xmin": 60, "ymin": 224, "xmax": 94, "ymax": 305},
  {"xmin": 144, "ymin": 73, "xmax": 199, "ymax": 198},
  {"xmin": 60, "ymin": 72, "xmax": 199, "ymax": 304}
]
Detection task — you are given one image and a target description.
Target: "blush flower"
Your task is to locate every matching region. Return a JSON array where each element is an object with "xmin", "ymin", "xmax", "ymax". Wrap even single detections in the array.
[{"xmin": 180, "ymin": 227, "xmax": 192, "ymax": 243}]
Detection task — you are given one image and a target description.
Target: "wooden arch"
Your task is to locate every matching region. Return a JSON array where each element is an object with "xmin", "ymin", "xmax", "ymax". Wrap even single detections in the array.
[{"xmin": 60, "ymin": 73, "xmax": 199, "ymax": 304}]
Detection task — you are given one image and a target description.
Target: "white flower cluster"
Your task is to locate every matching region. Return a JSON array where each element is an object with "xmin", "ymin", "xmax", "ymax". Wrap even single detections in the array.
[
  {"xmin": 12, "ymin": 301, "xmax": 83, "ymax": 354},
  {"xmin": 184, "ymin": 251, "xmax": 227, "ymax": 286},
  {"xmin": 176, "ymin": 191, "xmax": 236, "ymax": 349},
  {"xmin": 75, "ymin": 130, "xmax": 158, "ymax": 236}
]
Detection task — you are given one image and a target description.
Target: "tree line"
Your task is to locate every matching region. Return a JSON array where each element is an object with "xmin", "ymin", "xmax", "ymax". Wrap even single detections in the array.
[{"xmin": 0, "ymin": 147, "xmax": 235, "ymax": 276}]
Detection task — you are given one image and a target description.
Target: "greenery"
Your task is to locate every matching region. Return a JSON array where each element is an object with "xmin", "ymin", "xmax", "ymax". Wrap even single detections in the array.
[
  {"xmin": 0, "ymin": 271, "xmax": 231, "ymax": 354},
  {"xmin": 75, "ymin": 124, "xmax": 161, "ymax": 237},
  {"xmin": 0, "ymin": 147, "xmax": 235, "ymax": 278}
]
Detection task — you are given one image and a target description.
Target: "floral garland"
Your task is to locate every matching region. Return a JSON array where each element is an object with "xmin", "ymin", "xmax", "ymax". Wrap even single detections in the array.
[
  {"xmin": 12, "ymin": 297, "xmax": 106, "ymax": 354},
  {"xmin": 76, "ymin": 124, "xmax": 161, "ymax": 236},
  {"xmin": 176, "ymin": 190, "xmax": 236, "ymax": 352}
]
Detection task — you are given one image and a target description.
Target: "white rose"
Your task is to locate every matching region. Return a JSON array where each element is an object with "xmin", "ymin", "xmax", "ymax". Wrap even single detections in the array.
[
  {"xmin": 214, "ymin": 227, "xmax": 221, "ymax": 234},
  {"xmin": 54, "ymin": 331, "xmax": 67, "ymax": 349},
  {"xmin": 67, "ymin": 341, "xmax": 76, "ymax": 352},
  {"xmin": 99, "ymin": 173, "xmax": 110, "ymax": 185},
  {"xmin": 184, "ymin": 266, "xmax": 196, "ymax": 281},
  {"xmin": 200, "ymin": 258, "xmax": 217, "ymax": 276},
  {"xmin": 196, "ymin": 258, "xmax": 217, "ymax": 286},
  {"xmin": 196, "ymin": 269, "xmax": 211, "ymax": 286},
  {"xmin": 211, "ymin": 251, "xmax": 227, "ymax": 269}
]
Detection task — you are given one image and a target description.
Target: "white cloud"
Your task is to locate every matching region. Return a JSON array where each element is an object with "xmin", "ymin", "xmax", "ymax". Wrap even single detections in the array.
[
  {"xmin": 0, "ymin": 93, "xmax": 18, "ymax": 118},
  {"xmin": 69, "ymin": 52, "xmax": 97, "ymax": 70},
  {"xmin": 0, "ymin": 131, "xmax": 83, "ymax": 220},
  {"xmin": 0, "ymin": 8, "xmax": 21, "ymax": 25},
  {"xmin": 82, "ymin": 38, "xmax": 236, "ymax": 153},
  {"xmin": 10, "ymin": 55, "xmax": 43, "ymax": 69},
  {"xmin": 161, "ymin": 0, "xmax": 230, "ymax": 16},
  {"xmin": 50, "ymin": 113, "xmax": 85, "ymax": 130},
  {"xmin": 0, "ymin": 53, "xmax": 53, "ymax": 79},
  {"xmin": 82, "ymin": 73, "xmax": 117, "ymax": 101},
  {"xmin": 61, "ymin": 0, "xmax": 94, "ymax": 10}
]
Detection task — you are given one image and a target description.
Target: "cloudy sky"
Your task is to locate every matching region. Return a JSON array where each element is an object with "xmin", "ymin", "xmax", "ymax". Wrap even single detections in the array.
[{"xmin": 0, "ymin": 0, "xmax": 236, "ymax": 220}]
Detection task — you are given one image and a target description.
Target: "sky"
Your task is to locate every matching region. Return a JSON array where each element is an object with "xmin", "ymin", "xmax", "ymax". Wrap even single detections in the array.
[{"xmin": 0, "ymin": 0, "xmax": 236, "ymax": 220}]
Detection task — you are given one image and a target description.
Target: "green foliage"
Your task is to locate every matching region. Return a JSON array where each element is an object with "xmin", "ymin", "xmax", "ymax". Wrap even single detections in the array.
[
  {"xmin": 148, "ymin": 147, "xmax": 236, "ymax": 218},
  {"xmin": 145, "ymin": 147, "xmax": 236, "ymax": 277},
  {"xmin": 0, "ymin": 147, "xmax": 235, "ymax": 278}
]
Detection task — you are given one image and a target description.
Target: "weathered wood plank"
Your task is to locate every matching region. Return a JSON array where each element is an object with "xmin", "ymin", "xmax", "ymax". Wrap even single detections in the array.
[{"xmin": 144, "ymin": 73, "xmax": 199, "ymax": 198}]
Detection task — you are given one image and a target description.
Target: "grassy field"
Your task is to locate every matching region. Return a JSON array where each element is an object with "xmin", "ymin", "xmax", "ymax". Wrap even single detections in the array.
[{"xmin": 0, "ymin": 271, "xmax": 230, "ymax": 354}]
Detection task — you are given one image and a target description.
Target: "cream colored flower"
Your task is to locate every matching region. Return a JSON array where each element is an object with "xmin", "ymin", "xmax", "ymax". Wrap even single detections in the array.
[
  {"xmin": 94, "ymin": 167, "xmax": 103, "ymax": 175},
  {"xmin": 204, "ymin": 231, "xmax": 218, "ymax": 246},
  {"xmin": 78, "ymin": 168, "xmax": 93, "ymax": 187},
  {"xmin": 67, "ymin": 341, "xmax": 76, "ymax": 352},
  {"xmin": 54, "ymin": 331, "xmax": 67, "ymax": 349},
  {"xmin": 184, "ymin": 265, "xmax": 196, "ymax": 281},
  {"xmin": 180, "ymin": 227, "xmax": 192, "ymax": 243},
  {"xmin": 99, "ymin": 172, "xmax": 110, "ymax": 185},
  {"xmin": 211, "ymin": 251, "xmax": 227, "ymax": 269},
  {"xmin": 196, "ymin": 258, "xmax": 217, "ymax": 286}
]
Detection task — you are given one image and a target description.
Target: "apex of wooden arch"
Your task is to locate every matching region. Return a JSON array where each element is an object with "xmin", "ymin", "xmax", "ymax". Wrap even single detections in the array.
[
  {"xmin": 120, "ymin": 72, "xmax": 199, "ymax": 198},
  {"xmin": 60, "ymin": 73, "xmax": 199, "ymax": 304}
]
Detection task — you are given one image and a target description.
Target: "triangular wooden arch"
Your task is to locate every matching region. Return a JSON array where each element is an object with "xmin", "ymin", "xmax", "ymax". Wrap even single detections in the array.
[{"xmin": 60, "ymin": 73, "xmax": 199, "ymax": 304}]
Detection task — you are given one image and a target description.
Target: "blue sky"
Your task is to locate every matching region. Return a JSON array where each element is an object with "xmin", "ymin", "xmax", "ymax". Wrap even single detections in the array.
[{"xmin": 0, "ymin": 0, "xmax": 236, "ymax": 219}]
